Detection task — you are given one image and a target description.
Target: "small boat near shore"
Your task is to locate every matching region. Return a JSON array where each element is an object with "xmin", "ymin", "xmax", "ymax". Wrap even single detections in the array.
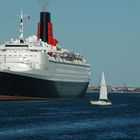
[{"xmin": 90, "ymin": 72, "xmax": 112, "ymax": 106}]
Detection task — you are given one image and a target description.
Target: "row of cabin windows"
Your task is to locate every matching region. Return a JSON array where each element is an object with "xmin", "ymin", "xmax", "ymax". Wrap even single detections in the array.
[
  {"xmin": 54, "ymin": 62, "xmax": 89, "ymax": 76},
  {"xmin": 51, "ymin": 61, "xmax": 88, "ymax": 71},
  {"xmin": 56, "ymin": 68, "xmax": 89, "ymax": 75},
  {"xmin": 51, "ymin": 61, "xmax": 87, "ymax": 68},
  {"xmin": 0, "ymin": 55, "xmax": 37, "ymax": 57}
]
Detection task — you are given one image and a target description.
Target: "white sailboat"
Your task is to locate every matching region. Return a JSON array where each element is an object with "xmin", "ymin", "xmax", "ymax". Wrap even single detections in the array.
[{"xmin": 90, "ymin": 72, "xmax": 112, "ymax": 106}]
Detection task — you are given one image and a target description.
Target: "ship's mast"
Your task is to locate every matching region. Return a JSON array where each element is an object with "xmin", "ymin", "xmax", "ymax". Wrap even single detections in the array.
[
  {"xmin": 16, "ymin": 9, "xmax": 30, "ymax": 43},
  {"xmin": 19, "ymin": 9, "xmax": 24, "ymax": 43}
]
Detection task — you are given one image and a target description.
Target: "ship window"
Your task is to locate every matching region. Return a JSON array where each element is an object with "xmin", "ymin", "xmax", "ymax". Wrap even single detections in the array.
[{"xmin": 5, "ymin": 44, "xmax": 28, "ymax": 47}]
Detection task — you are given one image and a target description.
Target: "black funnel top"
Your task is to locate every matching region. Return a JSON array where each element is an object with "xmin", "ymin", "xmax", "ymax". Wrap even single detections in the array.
[{"xmin": 40, "ymin": 12, "xmax": 51, "ymax": 42}]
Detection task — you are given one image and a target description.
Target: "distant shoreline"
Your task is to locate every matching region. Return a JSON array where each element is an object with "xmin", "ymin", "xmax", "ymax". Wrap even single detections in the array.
[{"xmin": 86, "ymin": 91, "xmax": 140, "ymax": 94}]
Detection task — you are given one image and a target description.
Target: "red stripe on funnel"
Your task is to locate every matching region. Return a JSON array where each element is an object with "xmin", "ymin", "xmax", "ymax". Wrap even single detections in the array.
[
  {"xmin": 53, "ymin": 38, "xmax": 58, "ymax": 46},
  {"xmin": 48, "ymin": 22, "xmax": 53, "ymax": 45}
]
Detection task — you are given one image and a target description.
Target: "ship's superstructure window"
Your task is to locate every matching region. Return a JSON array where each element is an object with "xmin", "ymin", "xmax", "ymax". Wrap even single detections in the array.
[{"xmin": 5, "ymin": 44, "xmax": 28, "ymax": 47}]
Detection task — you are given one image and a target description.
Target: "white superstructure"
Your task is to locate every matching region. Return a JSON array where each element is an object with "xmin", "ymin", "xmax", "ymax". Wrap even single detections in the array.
[{"xmin": 0, "ymin": 38, "xmax": 90, "ymax": 81}]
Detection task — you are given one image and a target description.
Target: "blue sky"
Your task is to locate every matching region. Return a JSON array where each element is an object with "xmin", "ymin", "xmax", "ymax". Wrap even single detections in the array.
[{"xmin": 0, "ymin": 0, "xmax": 140, "ymax": 87}]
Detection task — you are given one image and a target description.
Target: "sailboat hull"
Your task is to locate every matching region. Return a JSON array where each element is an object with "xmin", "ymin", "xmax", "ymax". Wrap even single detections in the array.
[{"xmin": 90, "ymin": 100, "xmax": 112, "ymax": 106}]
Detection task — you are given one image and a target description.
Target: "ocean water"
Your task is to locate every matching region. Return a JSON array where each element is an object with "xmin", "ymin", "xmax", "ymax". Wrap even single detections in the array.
[{"xmin": 0, "ymin": 93, "xmax": 140, "ymax": 140}]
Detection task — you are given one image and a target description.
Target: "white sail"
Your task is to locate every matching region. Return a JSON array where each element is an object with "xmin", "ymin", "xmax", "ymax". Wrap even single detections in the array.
[
  {"xmin": 90, "ymin": 72, "xmax": 112, "ymax": 105},
  {"xmin": 99, "ymin": 72, "xmax": 108, "ymax": 100}
]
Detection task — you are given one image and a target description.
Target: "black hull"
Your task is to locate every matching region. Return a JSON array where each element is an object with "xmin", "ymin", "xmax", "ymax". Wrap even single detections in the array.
[{"xmin": 0, "ymin": 72, "xmax": 89, "ymax": 98}]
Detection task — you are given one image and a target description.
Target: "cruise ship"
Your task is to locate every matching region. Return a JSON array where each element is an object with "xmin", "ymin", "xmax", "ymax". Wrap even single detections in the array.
[{"xmin": 0, "ymin": 10, "xmax": 90, "ymax": 99}]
